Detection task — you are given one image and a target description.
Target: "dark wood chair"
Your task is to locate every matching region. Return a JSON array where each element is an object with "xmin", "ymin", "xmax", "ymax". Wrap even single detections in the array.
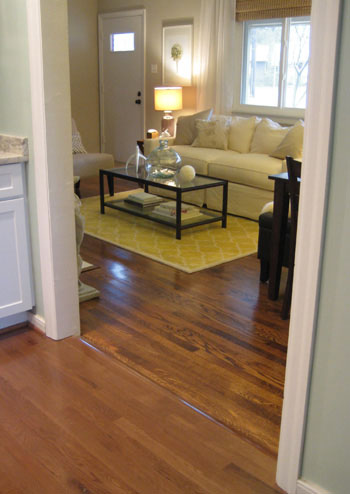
[
  {"xmin": 281, "ymin": 157, "xmax": 302, "ymax": 319},
  {"xmin": 257, "ymin": 211, "xmax": 290, "ymax": 283}
]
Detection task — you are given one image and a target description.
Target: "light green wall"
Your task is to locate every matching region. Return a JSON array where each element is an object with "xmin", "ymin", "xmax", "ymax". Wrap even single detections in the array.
[
  {"xmin": 0, "ymin": 0, "xmax": 44, "ymax": 318},
  {"xmin": 301, "ymin": 2, "xmax": 350, "ymax": 493},
  {"xmin": 68, "ymin": 0, "xmax": 100, "ymax": 152}
]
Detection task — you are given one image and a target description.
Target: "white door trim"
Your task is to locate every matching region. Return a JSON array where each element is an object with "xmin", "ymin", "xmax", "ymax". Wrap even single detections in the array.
[
  {"xmin": 26, "ymin": 0, "xmax": 58, "ymax": 337},
  {"xmin": 26, "ymin": 0, "xmax": 80, "ymax": 340},
  {"xmin": 98, "ymin": 9, "xmax": 146, "ymax": 153},
  {"xmin": 276, "ymin": 1, "xmax": 342, "ymax": 492}
]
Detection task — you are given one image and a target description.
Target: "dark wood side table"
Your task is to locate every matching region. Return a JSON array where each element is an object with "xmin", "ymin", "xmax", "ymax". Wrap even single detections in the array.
[{"xmin": 268, "ymin": 172, "xmax": 290, "ymax": 300}]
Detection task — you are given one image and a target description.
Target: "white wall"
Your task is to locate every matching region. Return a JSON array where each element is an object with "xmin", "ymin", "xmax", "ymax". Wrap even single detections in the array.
[{"xmin": 300, "ymin": 2, "xmax": 350, "ymax": 492}]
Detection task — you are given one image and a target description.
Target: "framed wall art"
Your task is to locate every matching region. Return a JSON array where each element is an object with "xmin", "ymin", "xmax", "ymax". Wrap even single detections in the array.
[{"xmin": 162, "ymin": 24, "xmax": 193, "ymax": 86}]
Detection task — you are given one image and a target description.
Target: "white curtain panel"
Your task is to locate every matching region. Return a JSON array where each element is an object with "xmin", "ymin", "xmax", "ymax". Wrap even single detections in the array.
[{"xmin": 196, "ymin": 0, "xmax": 235, "ymax": 114}]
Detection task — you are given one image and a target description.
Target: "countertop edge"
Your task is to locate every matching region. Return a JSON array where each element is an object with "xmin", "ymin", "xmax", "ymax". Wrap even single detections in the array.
[{"xmin": 0, "ymin": 134, "xmax": 28, "ymax": 166}]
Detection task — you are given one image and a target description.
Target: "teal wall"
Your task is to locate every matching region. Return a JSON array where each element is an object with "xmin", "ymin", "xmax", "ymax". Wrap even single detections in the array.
[
  {"xmin": 301, "ymin": 2, "xmax": 350, "ymax": 493},
  {"xmin": 0, "ymin": 0, "xmax": 44, "ymax": 318}
]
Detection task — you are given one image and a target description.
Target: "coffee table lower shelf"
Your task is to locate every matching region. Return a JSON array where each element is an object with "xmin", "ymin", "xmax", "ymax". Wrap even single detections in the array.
[{"xmin": 101, "ymin": 198, "xmax": 225, "ymax": 239}]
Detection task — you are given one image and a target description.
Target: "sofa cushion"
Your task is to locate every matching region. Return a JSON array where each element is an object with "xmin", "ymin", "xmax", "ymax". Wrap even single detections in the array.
[
  {"xmin": 207, "ymin": 152, "xmax": 284, "ymax": 191},
  {"xmin": 250, "ymin": 118, "xmax": 289, "ymax": 154},
  {"xmin": 270, "ymin": 120, "xmax": 304, "ymax": 159},
  {"xmin": 192, "ymin": 119, "xmax": 229, "ymax": 150},
  {"xmin": 171, "ymin": 145, "xmax": 232, "ymax": 175},
  {"xmin": 228, "ymin": 116, "xmax": 259, "ymax": 153},
  {"xmin": 174, "ymin": 108, "xmax": 213, "ymax": 145}
]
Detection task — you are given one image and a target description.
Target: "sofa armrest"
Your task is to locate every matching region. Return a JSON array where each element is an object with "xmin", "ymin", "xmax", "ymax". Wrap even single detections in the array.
[
  {"xmin": 73, "ymin": 153, "xmax": 114, "ymax": 178},
  {"xmin": 143, "ymin": 137, "xmax": 175, "ymax": 156}
]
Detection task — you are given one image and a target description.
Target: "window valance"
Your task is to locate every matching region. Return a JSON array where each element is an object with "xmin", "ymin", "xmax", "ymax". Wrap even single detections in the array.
[{"xmin": 236, "ymin": 0, "xmax": 311, "ymax": 21}]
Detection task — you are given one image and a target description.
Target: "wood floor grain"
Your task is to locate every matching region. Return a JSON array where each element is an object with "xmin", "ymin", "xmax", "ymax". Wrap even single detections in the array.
[
  {"xmin": 78, "ymin": 176, "xmax": 290, "ymax": 457},
  {"xmin": 0, "ymin": 328, "xmax": 284, "ymax": 494}
]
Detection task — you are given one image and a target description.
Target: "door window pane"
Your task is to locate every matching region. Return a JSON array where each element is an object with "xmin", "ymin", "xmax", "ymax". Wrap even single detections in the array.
[
  {"xmin": 284, "ymin": 19, "xmax": 310, "ymax": 108},
  {"xmin": 110, "ymin": 33, "xmax": 135, "ymax": 52},
  {"xmin": 242, "ymin": 22, "xmax": 282, "ymax": 107}
]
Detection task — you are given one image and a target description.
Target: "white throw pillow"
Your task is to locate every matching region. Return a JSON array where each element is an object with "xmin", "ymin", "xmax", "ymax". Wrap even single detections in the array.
[
  {"xmin": 250, "ymin": 118, "xmax": 289, "ymax": 155},
  {"xmin": 72, "ymin": 132, "xmax": 87, "ymax": 154},
  {"xmin": 192, "ymin": 118, "xmax": 229, "ymax": 150},
  {"xmin": 174, "ymin": 109, "xmax": 213, "ymax": 145},
  {"xmin": 228, "ymin": 116, "xmax": 260, "ymax": 153},
  {"xmin": 270, "ymin": 120, "xmax": 304, "ymax": 159}
]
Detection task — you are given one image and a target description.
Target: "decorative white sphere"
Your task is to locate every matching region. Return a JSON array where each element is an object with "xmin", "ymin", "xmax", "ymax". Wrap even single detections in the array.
[{"xmin": 179, "ymin": 165, "xmax": 196, "ymax": 182}]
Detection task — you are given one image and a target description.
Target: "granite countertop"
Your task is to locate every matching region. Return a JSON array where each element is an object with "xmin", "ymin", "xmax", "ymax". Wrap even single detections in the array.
[{"xmin": 0, "ymin": 134, "xmax": 28, "ymax": 165}]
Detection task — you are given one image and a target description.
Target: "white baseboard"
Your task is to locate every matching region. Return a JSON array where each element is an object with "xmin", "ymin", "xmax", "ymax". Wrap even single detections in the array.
[
  {"xmin": 28, "ymin": 311, "xmax": 46, "ymax": 334},
  {"xmin": 297, "ymin": 479, "xmax": 332, "ymax": 494}
]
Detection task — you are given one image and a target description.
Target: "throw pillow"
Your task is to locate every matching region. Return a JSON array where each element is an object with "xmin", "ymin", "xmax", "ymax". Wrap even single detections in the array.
[
  {"xmin": 191, "ymin": 118, "xmax": 229, "ymax": 150},
  {"xmin": 72, "ymin": 132, "xmax": 87, "ymax": 154},
  {"xmin": 250, "ymin": 118, "xmax": 289, "ymax": 155},
  {"xmin": 270, "ymin": 120, "xmax": 304, "ymax": 159},
  {"xmin": 174, "ymin": 108, "xmax": 213, "ymax": 145},
  {"xmin": 228, "ymin": 116, "xmax": 260, "ymax": 153}
]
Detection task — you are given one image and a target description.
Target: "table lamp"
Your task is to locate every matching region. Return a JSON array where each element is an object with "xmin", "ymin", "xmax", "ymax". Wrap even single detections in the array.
[{"xmin": 154, "ymin": 86, "xmax": 183, "ymax": 137}]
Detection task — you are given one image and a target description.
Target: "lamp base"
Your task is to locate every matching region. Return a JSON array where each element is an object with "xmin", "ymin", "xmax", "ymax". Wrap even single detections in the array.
[{"xmin": 161, "ymin": 111, "xmax": 175, "ymax": 137}]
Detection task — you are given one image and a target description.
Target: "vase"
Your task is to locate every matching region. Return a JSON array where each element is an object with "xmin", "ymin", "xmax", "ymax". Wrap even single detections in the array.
[{"xmin": 145, "ymin": 139, "xmax": 182, "ymax": 179}]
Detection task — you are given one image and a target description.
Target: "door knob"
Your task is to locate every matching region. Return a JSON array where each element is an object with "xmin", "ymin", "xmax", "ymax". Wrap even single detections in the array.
[{"xmin": 135, "ymin": 99, "xmax": 141, "ymax": 104}]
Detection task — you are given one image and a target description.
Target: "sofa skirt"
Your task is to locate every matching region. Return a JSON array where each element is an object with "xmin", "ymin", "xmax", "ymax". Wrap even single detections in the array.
[
  {"xmin": 206, "ymin": 182, "xmax": 273, "ymax": 221},
  {"xmin": 148, "ymin": 182, "xmax": 272, "ymax": 221}
]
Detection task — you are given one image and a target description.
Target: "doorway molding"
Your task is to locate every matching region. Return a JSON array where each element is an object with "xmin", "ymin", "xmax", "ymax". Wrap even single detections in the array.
[
  {"xmin": 26, "ymin": 0, "xmax": 80, "ymax": 340},
  {"xmin": 276, "ymin": 0, "xmax": 342, "ymax": 492}
]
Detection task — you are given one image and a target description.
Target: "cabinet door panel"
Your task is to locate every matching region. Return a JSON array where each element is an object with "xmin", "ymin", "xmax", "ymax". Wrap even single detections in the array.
[
  {"xmin": 0, "ymin": 198, "xmax": 33, "ymax": 317},
  {"xmin": 0, "ymin": 163, "xmax": 23, "ymax": 199}
]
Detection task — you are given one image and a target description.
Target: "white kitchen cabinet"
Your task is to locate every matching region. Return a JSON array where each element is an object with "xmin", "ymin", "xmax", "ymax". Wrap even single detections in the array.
[{"xmin": 0, "ymin": 162, "xmax": 34, "ymax": 318}]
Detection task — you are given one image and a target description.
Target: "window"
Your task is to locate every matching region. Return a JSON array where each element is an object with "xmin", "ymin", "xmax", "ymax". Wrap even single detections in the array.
[
  {"xmin": 241, "ymin": 17, "xmax": 310, "ymax": 110},
  {"xmin": 110, "ymin": 33, "xmax": 135, "ymax": 52}
]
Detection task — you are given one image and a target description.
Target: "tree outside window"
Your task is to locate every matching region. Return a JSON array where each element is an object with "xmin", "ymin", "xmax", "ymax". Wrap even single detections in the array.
[{"xmin": 241, "ymin": 17, "xmax": 310, "ymax": 110}]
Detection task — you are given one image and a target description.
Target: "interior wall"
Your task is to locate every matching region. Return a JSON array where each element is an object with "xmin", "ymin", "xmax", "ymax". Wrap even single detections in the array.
[
  {"xmin": 0, "ymin": 0, "xmax": 44, "ymax": 318},
  {"xmin": 98, "ymin": 0, "xmax": 201, "ymax": 133},
  {"xmin": 300, "ymin": 2, "xmax": 350, "ymax": 493},
  {"xmin": 67, "ymin": 0, "xmax": 100, "ymax": 152},
  {"xmin": 38, "ymin": 0, "xmax": 80, "ymax": 339}
]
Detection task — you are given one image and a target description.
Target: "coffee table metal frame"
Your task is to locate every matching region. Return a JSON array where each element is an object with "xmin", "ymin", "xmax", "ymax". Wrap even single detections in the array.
[{"xmin": 99, "ymin": 165, "xmax": 228, "ymax": 240}]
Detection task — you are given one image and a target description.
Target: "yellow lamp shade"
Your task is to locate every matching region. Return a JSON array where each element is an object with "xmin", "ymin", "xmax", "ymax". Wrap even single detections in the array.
[{"xmin": 154, "ymin": 87, "xmax": 183, "ymax": 111}]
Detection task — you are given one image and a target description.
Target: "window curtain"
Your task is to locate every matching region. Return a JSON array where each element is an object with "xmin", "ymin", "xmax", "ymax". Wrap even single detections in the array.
[{"xmin": 196, "ymin": 0, "xmax": 235, "ymax": 114}]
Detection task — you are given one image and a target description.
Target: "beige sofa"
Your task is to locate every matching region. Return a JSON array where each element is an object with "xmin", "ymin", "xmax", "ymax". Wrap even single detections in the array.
[
  {"xmin": 144, "ymin": 114, "xmax": 304, "ymax": 220},
  {"xmin": 72, "ymin": 119, "xmax": 114, "ymax": 181}
]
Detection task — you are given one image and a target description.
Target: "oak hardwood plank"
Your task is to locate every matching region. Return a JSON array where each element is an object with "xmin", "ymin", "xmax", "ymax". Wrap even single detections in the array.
[
  {"xmin": 0, "ymin": 330, "xmax": 284, "ymax": 493},
  {"xmin": 78, "ymin": 182, "xmax": 289, "ymax": 456}
]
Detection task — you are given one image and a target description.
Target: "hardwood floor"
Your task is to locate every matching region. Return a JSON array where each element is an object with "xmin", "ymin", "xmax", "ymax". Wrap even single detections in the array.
[
  {"xmin": 0, "ymin": 176, "xmax": 289, "ymax": 492},
  {"xmin": 0, "ymin": 328, "xmax": 284, "ymax": 493},
  {"xmin": 79, "ymin": 177, "xmax": 290, "ymax": 456}
]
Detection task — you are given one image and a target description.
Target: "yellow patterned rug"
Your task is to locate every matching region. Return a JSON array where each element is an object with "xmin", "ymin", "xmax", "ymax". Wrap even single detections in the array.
[{"xmin": 81, "ymin": 191, "xmax": 259, "ymax": 273}]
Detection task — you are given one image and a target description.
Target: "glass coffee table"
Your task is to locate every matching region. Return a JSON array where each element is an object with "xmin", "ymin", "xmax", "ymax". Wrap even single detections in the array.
[{"xmin": 99, "ymin": 165, "xmax": 228, "ymax": 240}]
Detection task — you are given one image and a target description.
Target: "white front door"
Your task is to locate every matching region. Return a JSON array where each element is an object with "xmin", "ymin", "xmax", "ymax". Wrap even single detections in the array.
[{"xmin": 99, "ymin": 10, "xmax": 145, "ymax": 162}]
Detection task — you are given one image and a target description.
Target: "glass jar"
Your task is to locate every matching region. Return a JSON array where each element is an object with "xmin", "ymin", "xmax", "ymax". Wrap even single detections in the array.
[{"xmin": 145, "ymin": 140, "xmax": 182, "ymax": 179}]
